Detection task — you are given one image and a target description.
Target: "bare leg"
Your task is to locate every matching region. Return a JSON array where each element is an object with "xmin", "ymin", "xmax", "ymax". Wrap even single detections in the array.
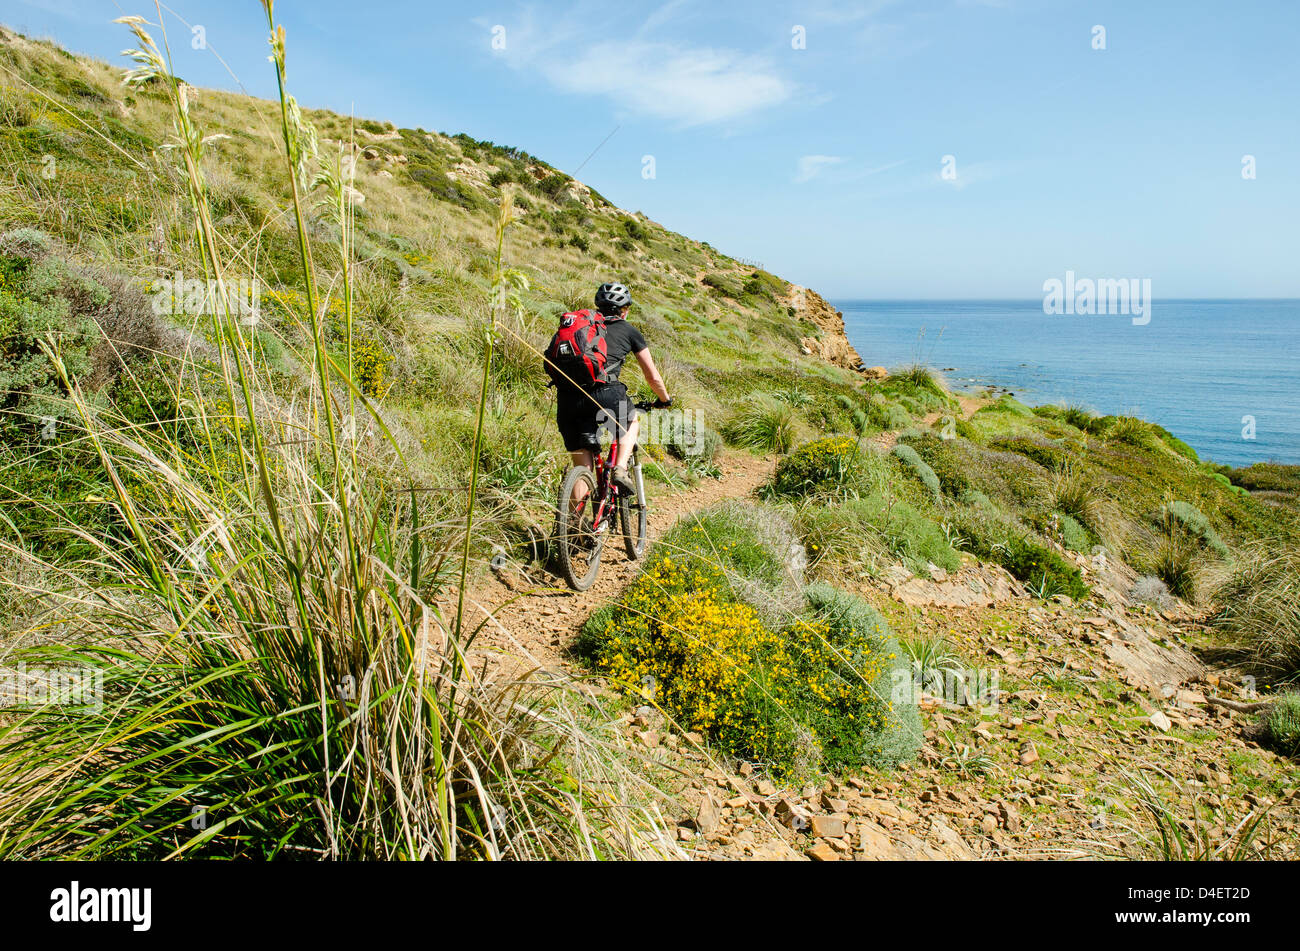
[
  {"xmin": 569, "ymin": 449, "xmax": 594, "ymax": 504},
  {"xmin": 616, "ymin": 416, "xmax": 639, "ymax": 470}
]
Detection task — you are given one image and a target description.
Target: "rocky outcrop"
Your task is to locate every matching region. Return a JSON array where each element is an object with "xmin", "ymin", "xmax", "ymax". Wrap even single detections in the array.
[{"xmin": 786, "ymin": 284, "xmax": 866, "ymax": 373}]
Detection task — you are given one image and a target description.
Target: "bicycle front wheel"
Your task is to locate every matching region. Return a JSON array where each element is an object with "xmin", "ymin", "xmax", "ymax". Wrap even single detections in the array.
[{"xmin": 555, "ymin": 466, "xmax": 606, "ymax": 591}]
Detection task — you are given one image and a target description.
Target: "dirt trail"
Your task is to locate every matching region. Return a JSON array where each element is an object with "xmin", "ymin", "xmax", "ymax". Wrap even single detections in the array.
[
  {"xmin": 464, "ymin": 392, "xmax": 987, "ymax": 675},
  {"xmin": 444, "ymin": 395, "xmax": 1300, "ymax": 861},
  {"xmin": 461, "ymin": 451, "xmax": 773, "ymax": 676},
  {"xmin": 871, "ymin": 393, "xmax": 986, "ymax": 451}
]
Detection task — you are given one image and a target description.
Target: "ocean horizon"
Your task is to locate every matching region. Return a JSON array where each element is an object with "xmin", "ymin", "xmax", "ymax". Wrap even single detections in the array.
[{"xmin": 834, "ymin": 298, "xmax": 1300, "ymax": 468}]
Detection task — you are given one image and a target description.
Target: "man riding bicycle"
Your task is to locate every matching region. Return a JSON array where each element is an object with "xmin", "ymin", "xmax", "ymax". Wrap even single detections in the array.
[{"xmin": 554, "ymin": 282, "xmax": 671, "ymax": 496}]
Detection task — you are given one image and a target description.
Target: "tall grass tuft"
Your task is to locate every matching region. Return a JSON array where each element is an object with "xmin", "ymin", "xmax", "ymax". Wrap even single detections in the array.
[
  {"xmin": 1045, "ymin": 463, "xmax": 1119, "ymax": 548},
  {"xmin": 0, "ymin": 6, "xmax": 674, "ymax": 860},
  {"xmin": 721, "ymin": 398, "xmax": 801, "ymax": 454},
  {"xmin": 1153, "ymin": 528, "xmax": 1202, "ymax": 602},
  {"xmin": 1211, "ymin": 544, "xmax": 1300, "ymax": 682},
  {"xmin": 1111, "ymin": 768, "xmax": 1278, "ymax": 860}
]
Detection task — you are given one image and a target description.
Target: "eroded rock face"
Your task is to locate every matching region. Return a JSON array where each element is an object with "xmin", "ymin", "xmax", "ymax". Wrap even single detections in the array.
[
  {"xmin": 887, "ymin": 564, "xmax": 1023, "ymax": 610},
  {"xmin": 786, "ymin": 284, "xmax": 866, "ymax": 372}
]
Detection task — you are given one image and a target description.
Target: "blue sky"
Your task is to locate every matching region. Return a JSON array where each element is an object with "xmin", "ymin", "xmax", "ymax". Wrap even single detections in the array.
[{"xmin": 7, "ymin": 0, "xmax": 1299, "ymax": 298}]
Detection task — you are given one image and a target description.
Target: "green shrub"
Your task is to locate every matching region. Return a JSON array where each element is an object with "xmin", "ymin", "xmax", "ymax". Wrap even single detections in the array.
[
  {"xmin": 991, "ymin": 435, "xmax": 1065, "ymax": 472},
  {"xmin": 0, "ymin": 240, "xmax": 105, "ymax": 439},
  {"xmin": 959, "ymin": 488, "xmax": 998, "ymax": 514},
  {"xmin": 889, "ymin": 443, "xmax": 941, "ymax": 500},
  {"xmin": 1157, "ymin": 501, "xmax": 1230, "ymax": 559},
  {"xmin": 897, "ymin": 431, "xmax": 970, "ymax": 498},
  {"xmin": 1107, "ymin": 416, "xmax": 1159, "ymax": 449},
  {"xmin": 1002, "ymin": 536, "xmax": 1090, "ymax": 600},
  {"xmin": 798, "ymin": 492, "xmax": 961, "ymax": 578},
  {"xmin": 986, "ymin": 395, "xmax": 1035, "ymax": 417},
  {"xmin": 0, "ymin": 233, "xmax": 165, "ymax": 559},
  {"xmin": 953, "ymin": 507, "xmax": 1089, "ymax": 600},
  {"xmin": 773, "ymin": 385, "xmax": 815, "ymax": 408},
  {"xmin": 701, "ymin": 273, "xmax": 742, "ymax": 298},
  {"xmin": 864, "ymin": 398, "xmax": 911, "ymax": 431},
  {"xmin": 874, "ymin": 369, "xmax": 954, "ymax": 415},
  {"xmin": 793, "ymin": 584, "xmax": 922, "ymax": 770},
  {"xmin": 766, "ymin": 435, "xmax": 885, "ymax": 499},
  {"xmin": 1227, "ymin": 463, "xmax": 1300, "ymax": 499},
  {"xmin": 1056, "ymin": 512, "xmax": 1092, "ymax": 552}
]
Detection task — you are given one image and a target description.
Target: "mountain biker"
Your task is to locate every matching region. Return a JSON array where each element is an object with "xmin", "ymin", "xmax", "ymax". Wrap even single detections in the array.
[{"xmin": 555, "ymin": 282, "xmax": 671, "ymax": 498}]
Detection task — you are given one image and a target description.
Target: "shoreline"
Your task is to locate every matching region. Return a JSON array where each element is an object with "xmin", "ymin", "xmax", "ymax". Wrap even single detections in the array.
[
  {"xmin": 834, "ymin": 299, "xmax": 1300, "ymax": 470},
  {"xmin": 931, "ymin": 370, "xmax": 1296, "ymax": 471}
]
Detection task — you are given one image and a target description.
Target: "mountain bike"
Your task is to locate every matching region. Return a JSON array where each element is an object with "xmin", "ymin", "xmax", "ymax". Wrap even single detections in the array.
[{"xmin": 553, "ymin": 400, "xmax": 662, "ymax": 591}]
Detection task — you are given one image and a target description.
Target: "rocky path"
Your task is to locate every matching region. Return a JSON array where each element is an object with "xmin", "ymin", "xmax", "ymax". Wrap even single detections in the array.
[
  {"xmin": 447, "ymin": 409, "xmax": 1299, "ymax": 862},
  {"xmin": 630, "ymin": 559, "xmax": 1300, "ymax": 861}
]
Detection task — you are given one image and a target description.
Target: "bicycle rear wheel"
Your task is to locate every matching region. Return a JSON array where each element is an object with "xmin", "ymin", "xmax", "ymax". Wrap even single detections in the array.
[
  {"xmin": 555, "ymin": 466, "xmax": 606, "ymax": 591},
  {"xmin": 619, "ymin": 455, "xmax": 647, "ymax": 561}
]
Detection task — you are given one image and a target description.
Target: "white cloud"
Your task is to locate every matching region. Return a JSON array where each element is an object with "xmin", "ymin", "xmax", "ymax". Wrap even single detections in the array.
[
  {"xmin": 934, "ymin": 159, "xmax": 1002, "ymax": 190},
  {"xmin": 544, "ymin": 42, "xmax": 793, "ymax": 126},
  {"xmin": 794, "ymin": 154, "xmax": 845, "ymax": 183},
  {"xmin": 484, "ymin": 7, "xmax": 795, "ymax": 127}
]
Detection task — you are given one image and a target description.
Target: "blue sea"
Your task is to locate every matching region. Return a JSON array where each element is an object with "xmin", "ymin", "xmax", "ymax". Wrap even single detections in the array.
[{"xmin": 834, "ymin": 299, "xmax": 1300, "ymax": 467}]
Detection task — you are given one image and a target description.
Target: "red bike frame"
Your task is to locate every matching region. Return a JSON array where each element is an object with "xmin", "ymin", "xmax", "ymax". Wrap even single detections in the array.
[{"xmin": 576, "ymin": 436, "xmax": 621, "ymax": 534}]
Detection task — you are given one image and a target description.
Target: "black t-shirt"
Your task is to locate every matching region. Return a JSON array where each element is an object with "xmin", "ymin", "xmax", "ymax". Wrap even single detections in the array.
[{"xmin": 601, "ymin": 318, "xmax": 648, "ymax": 383}]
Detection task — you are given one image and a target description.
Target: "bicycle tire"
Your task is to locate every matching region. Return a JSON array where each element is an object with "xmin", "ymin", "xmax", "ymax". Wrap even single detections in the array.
[
  {"xmin": 555, "ymin": 466, "xmax": 606, "ymax": 591},
  {"xmin": 620, "ymin": 455, "xmax": 648, "ymax": 561}
]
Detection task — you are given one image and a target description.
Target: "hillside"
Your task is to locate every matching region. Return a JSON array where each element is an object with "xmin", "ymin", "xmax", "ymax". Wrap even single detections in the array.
[{"xmin": 0, "ymin": 20, "xmax": 1298, "ymax": 861}]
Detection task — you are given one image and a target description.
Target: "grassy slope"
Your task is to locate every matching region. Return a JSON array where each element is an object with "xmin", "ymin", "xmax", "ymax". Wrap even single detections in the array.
[
  {"xmin": 3, "ymin": 26, "xmax": 1299, "ymax": 860},
  {"xmin": 3, "ymin": 23, "xmax": 1298, "ymax": 622},
  {"xmin": 0, "ymin": 27, "xmax": 862, "ymax": 489}
]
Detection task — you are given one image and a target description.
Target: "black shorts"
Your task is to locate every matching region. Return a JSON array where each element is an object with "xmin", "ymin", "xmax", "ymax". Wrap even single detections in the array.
[{"xmin": 556, "ymin": 382, "xmax": 638, "ymax": 453}]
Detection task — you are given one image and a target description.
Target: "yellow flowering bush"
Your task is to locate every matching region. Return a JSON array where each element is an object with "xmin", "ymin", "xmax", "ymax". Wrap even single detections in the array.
[
  {"xmin": 579, "ymin": 527, "xmax": 922, "ymax": 776},
  {"xmin": 352, "ymin": 335, "xmax": 392, "ymax": 398},
  {"xmin": 659, "ymin": 502, "xmax": 803, "ymax": 625},
  {"xmin": 579, "ymin": 554, "xmax": 805, "ymax": 770},
  {"xmin": 768, "ymin": 435, "xmax": 860, "ymax": 498}
]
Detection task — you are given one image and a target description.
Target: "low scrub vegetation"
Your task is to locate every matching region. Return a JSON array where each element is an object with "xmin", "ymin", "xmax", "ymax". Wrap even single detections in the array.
[
  {"xmin": 890, "ymin": 443, "xmax": 942, "ymax": 500},
  {"xmin": 764, "ymin": 435, "xmax": 884, "ymax": 500},
  {"xmin": 578, "ymin": 508, "xmax": 921, "ymax": 777},
  {"xmin": 720, "ymin": 398, "xmax": 802, "ymax": 454}
]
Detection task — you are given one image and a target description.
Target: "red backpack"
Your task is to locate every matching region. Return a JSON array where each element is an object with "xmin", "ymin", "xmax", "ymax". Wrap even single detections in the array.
[{"xmin": 545, "ymin": 309, "xmax": 608, "ymax": 389}]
